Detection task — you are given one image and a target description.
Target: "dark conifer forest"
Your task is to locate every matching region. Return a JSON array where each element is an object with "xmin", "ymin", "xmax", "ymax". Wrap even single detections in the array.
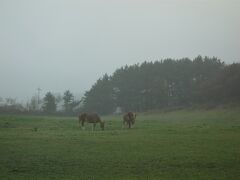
[{"xmin": 82, "ymin": 56, "xmax": 240, "ymax": 114}]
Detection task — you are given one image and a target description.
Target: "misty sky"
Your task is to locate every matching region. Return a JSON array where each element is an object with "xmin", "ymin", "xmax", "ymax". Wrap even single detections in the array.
[{"xmin": 0, "ymin": 0, "xmax": 240, "ymax": 102}]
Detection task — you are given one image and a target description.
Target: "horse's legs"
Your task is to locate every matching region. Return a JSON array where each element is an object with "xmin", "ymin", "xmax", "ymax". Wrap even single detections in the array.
[
  {"xmin": 92, "ymin": 123, "xmax": 96, "ymax": 131},
  {"xmin": 131, "ymin": 120, "xmax": 134, "ymax": 128},
  {"xmin": 81, "ymin": 121, "xmax": 85, "ymax": 130},
  {"xmin": 128, "ymin": 121, "xmax": 131, "ymax": 128}
]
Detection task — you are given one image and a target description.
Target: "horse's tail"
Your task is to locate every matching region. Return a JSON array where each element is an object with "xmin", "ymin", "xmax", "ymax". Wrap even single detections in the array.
[{"xmin": 79, "ymin": 113, "xmax": 87, "ymax": 127}]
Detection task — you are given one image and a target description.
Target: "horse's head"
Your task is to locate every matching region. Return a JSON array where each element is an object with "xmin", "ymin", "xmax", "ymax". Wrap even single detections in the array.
[
  {"xmin": 79, "ymin": 113, "xmax": 87, "ymax": 122},
  {"xmin": 132, "ymin": 113, "xmax": 137, "ymax": 124},
  {"xmin": 134, "ymin": 113, "xmax": 137, "ymax": 119}
]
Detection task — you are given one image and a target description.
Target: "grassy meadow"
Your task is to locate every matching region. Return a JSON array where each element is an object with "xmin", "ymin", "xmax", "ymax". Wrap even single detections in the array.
[{"xmin": 0, "ymin": 108, "xmax": 240, "ymax": 179}]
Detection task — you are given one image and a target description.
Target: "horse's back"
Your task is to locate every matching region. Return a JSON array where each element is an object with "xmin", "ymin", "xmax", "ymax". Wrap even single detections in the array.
[
  {"xmin": 86, "ymin": 113, "xmax": 101, "ymax": 123},
  {"xmin": 123, "ymin": 112, "xmax": 134, "ymax": 120}
]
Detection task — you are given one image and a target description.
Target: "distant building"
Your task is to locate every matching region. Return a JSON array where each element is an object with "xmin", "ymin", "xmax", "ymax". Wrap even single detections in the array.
[{"xmin": 114, "ymin": 106, "xmax": 122, "ymax": 114}]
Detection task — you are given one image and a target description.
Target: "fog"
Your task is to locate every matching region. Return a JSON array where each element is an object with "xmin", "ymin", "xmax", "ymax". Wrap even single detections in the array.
[{"xmin": 0, "ymin": 0, "xmax": 239, "ymax": 102}]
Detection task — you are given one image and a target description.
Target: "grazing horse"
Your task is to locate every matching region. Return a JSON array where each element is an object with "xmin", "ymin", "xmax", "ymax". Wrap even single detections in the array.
[
  {"xmin": 123, "ymin": 112, "xmax": 137, "ymax": 128},
  {"xmin": 79, "ymin": 113, "xmax": 104, "ymax": 131}
]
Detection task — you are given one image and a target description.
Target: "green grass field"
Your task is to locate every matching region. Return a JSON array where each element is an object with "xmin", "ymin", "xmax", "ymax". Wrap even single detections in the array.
[{"xmin": 0, "ymin": 108, "xmax": 240, "ymax": 179}]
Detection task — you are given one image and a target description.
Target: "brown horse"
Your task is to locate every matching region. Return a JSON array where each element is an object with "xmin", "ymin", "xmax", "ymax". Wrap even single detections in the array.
[
  {"xmin": 123, "ymin": 112, "xmax": 137, "ymax": 128},
  {"xmin": 79, "ymin": 113, "xmax": 104, "ymax": 130}
]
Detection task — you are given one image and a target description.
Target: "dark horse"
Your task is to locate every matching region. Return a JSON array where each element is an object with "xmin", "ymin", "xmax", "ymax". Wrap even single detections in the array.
[
  {"xmin": 79, "ymin": 113, "xmax": 104, "ymax": 130},
  {"xmin": 123, "ymin": 112, "xmax": 137, "ymax": 128}
]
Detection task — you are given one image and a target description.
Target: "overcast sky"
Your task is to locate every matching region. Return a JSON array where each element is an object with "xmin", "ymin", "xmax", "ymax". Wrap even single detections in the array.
[{"xmin": 0, "ymin": 0, "xmax": 239, "ymax": 102}]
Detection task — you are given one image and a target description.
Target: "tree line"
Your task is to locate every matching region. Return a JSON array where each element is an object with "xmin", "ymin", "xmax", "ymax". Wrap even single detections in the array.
[
  {"xmin": 0, "ymin": 90, "xmax": 81, "ymax": 115},
  {"xmin": 82, "ymin": 56, "xmax": 240, "ymax": 114},
  {"xmin": 1, "ymin": 56, "xmax": 239, "ymax": 115}
]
